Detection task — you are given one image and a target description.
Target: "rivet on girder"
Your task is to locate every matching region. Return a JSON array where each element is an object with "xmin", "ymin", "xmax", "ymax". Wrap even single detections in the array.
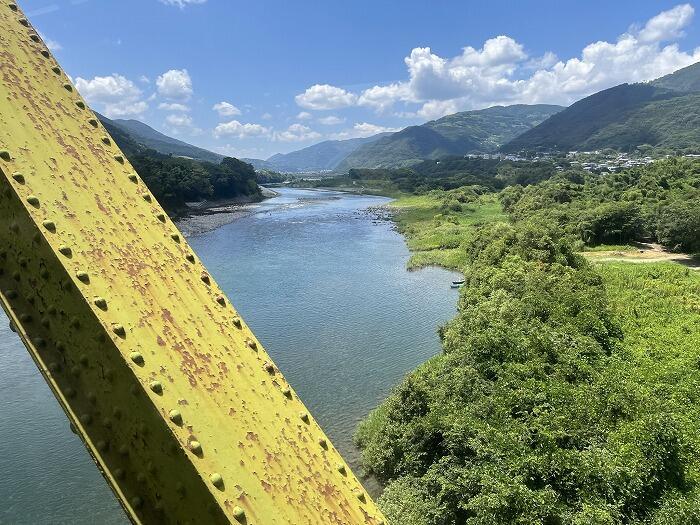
[
  {"xmin": 40, "ymin": 49, "xmax": 50, "ymax": 58},
  {"xmin": 337, "ymin": 464, "xmax": 347, "ymax": 475},
  {"xmin": 75, "ymin": 101, "xmax": 85, "ymax": 110},
  {"xmin": 58, "ymin": 245, "xmax": 72, "ymax": 257},
  {"xmin": 26, "ymin": 195, "xmax": 40, "ymax": 207},
  {"xmin": 210, "ymin": 473, "xmax": 224, "ymax": 489},
  {"xmin": 8, "ymin": 321, "xmax": 17, "ymax": 333},
  {"xmin": 8, "ymin": 4, "xmax": 18, "ymax": 11},
  {"xmin": 30, "ymin": 34, "xmax": 40, "ymax": 42},
  {"xmin": 149, "ymin": 381, "xmax": 163, "ymax": 394},
  {"xmin": 216, "ymin": 295, "xmax": 226, "ymax": 306},
  {"xmin": 51, "ymin": 66, "xmax": 61, "ymax": 75},
  {"xmin": 232, "ymin": 317, "xmax": 242, "ymax": 328},
  {"xmin": 130, "ymin": 352, "xmax": 144, "ymax": 365},
  {"xmin": 169, "ymin": 409, "xmax": 183, "ymax": 425},
  {"xmin": 88, "ymin": 118, "xmax": 98, "ymax": 127},
  {"xmin": 282, "ymin": 388, "xmax": 292, "ymax": 399},
  {"xmin": 233, "ymin": 507, "xmax": 246, "ymax": 522},
  {"xmin": 18, "ymin": 17, "xmax": 28, "ymax": 26},
  {"xmin": 300, "ymin": 412, "xmax": 310, "ymax": 424},
  {"xmin": 170, "ymin": 233, "xmax": 180, "ymax": 243},
  {"xmin": 12, "ymin": 172, "xmax": 24, "ymax": 184},
  {"xmin": 142, "ymin": 193, "xmax": 152, "ymax": 202},
  {"xmin": 354, "ymin": 489, "xmax": 366, "ymax": 503},
  {"xmin": 201, "ymin": 273, "xmax": 211, "ymax": 285},
  {"xmin": 156, "ymin": 213, "xmax": 166, "ymax": 223},
  {"xmin": 0, "ymin": 150, "xmax": 12, "ymax": 161},
  {"xmin": 245, "ymin": 338, "xmax": 257, "ymax": 351},
  {"xmin": 319, "ymin": 438, "xmax": 328, "ymax": 450},
  {"xmin": 264, "ymin": 362, "xmax": 275, "ymax": 374},
  {"xmin": 76, "ymin": 271, "xmax": 90, "ymax": 283},
  {"xmin": 114, "ymin": 155, "xmax": 124, "ymax": 163},
  {"xmin": 189, "ymin": 441, "xmax": 203, "ymax": 455},
  {"xmin": 185, "ymin": 253, "xmax": 195, "ymax": 263},
  {"xmin": 128, "ymin": 174, "xmax": 138, "ymax": 183},
  {"xmin": 100, "ymin": 136, "xmax": 110, "ymax": 145},
  {"xmin": 43, "ymin": 220, "xmax": 56, "ymax": 232},
  {"xmin": 94, "ymin": 297, "xmax": 107, "ymax": 310},
  {"xmin": 63, "ymin": 83, "xmax": 73, "ymax": 92},
  {"xmin": 112, "ymin": 324, "xmax": 126, "ymax": 338}
]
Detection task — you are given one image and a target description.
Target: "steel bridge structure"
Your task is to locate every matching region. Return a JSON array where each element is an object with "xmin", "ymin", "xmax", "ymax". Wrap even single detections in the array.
[{"xmin": 0, "ymin": 2, "xmax": 386, "ymax": 523}]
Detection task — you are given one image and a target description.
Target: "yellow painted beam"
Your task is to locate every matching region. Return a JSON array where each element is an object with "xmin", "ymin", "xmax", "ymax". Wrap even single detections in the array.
[{"xmin": 0, "ymin": 2, "xmax": 386, "ymax": 523}]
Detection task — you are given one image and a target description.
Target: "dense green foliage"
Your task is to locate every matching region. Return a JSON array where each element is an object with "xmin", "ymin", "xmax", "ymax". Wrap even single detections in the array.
[
  {"xmin": 502, "ymin": 62, "xmax": 700, "ymax": 154},
  {"xmin": 502, "ymin": 158, "xmax": 700, "ymax": 252},
  {"xmin": 323, "ymin": 157, "xmax": 557, "ymax": 194},
  {"xmin": 356, "ymin": 158, "xmax": 700, "ymax": 524},
  {"xmin": 100, "ymin": 117, "xmax": 261, "ymax": 214},
  {"xmin": 337, "ymin": 105, "xmax": 562, "ymax": 170}
]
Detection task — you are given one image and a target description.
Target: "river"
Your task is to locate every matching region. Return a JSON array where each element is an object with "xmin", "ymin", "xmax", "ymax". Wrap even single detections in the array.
[{"xmin": 0, "ymin": 188, "xmax": 460, "ymax": 524}]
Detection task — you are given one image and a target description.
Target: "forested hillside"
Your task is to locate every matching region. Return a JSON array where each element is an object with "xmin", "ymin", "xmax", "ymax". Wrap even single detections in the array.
[
  {"xmin": 503, "ymin": 62, "xmax": 700, "ymax": 153},
  {"xmin": 99, "ymin": 117, "xmax": 261, "ymax": 215},
  {"xmin": 337, "ymin": 105, "xmax": 562, "ymax": 170}
]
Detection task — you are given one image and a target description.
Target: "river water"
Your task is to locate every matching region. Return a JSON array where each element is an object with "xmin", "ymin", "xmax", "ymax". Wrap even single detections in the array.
[{"xmin": 0, "ymin": 188, "xmax": 460, "ymax": 524}]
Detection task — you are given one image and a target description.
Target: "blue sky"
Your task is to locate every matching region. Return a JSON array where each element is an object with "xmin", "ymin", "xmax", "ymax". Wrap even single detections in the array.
[{"xmin": 21, "ymin": 0, "xmax": 700, "ymax": 160}]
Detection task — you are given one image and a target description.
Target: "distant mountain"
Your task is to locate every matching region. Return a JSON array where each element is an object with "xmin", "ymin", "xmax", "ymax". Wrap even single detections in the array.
[
  {"xmin": 336, "ymin": 104, "xmax": 563, "ymax": 171},
  {"xmin": 502, "ymin": 62, "xmax": 700, "ymax": 153},
  {"xmin": 107, "ymin": 117, "xmax": 224, "ymax": 163},
  {"xmin": 245, "ymin": 134, "xmax": 389, "ymax": 173}
]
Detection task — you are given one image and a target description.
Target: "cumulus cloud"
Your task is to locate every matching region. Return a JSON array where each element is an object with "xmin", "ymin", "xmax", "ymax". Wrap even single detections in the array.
[
  {"xmin": 318, "ymin": 115, "xmax": 345, "ymax": 125},
  {"xmin": 261, "ymin": 112, "xmax": 273, "ymax": 120},
  {"xmin": 330, "ymin": 122, "xmax": 400, "ymax": 140},
  {"xmin": 165, "ymin": 114, "xmax": 193, "ymax": 127},
  {"xmin": 213, "ymin": 101, "xmax": 241, "ymax": 117},
  {"xmin": 296, "ymin": 111, "xmax": 313, "ymax": 120},
  {"xmin": 159, "ymin": 102, "xmax": 189, "ymax": 111},
  {"xmin": 298, "ymin": 4, "xmax": 700, "ymax": 120},
  {"xmin": 295, "ymin": 84, "xmax": 357, "ymax": 110},
  {"xmin": 75, "ymin": 73, "xmax": 148, "ymax": 118},
  {"xmin": 213, "ymin": 120, "xmax": 270, "ymax": 138},
  {"xmin": 156, "ymin": 69, "xmax": 193, "ymax": 100},
  {"xmin": 159, "ymin": 0, "xmax": 206, "ymax": 7},
  {"xmin": 274, "ymin": 124, "xmax": 322, "ymax": 142}
]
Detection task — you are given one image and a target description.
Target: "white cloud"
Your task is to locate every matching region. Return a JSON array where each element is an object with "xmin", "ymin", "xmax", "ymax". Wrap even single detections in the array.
[
  {"xmin": 261, "ymin": 112, "xmax": 273, "ymax": 120},
  {"xmin": 318, "ymin": 115, "xmax": 345, "ymax": 125},
  {"xmin": 273, "ymin": 123, "xmax": 322, "ymax": 142},
  {"xmin": 139, "ymin": 75, "xmax": 151, "ymax": 84},
  {"xmin": 296, "ymin": 111, "xmax": 313, "ymax": 120},
  {"xmin": 156, "ymin": 69, "xmax": 193, "ymax": 100},
  {"xmin": 307, "ymin": 4, "xmax": 700, "ymax": 120},
  {"xmin": 159, "ymin": 0, "xmax": 206, "ymax": 7},
  {"xmin": 637, "ymin": 3, "xmax": 694, "ymax": 43},
  {"xmin": 330, "ymin": 122, "xmax": 400, "ymax": 140},
  {"xmin": 74, "ymin": 73, "xmax": 148, "ymax": 118},
  {"xmin": 295, "ymin": 84, "xmax": 357, "ymax": 110},
  {"xmin": 159, "ymin": 102, "xmax": 190, "ymax": 111},
  {"xmin": 212, "ymin": 101, "xmax": 241, "ymax": 117},
  {"xmin": 213, "ymin": 120, "xmax": 270, "ymax": 138},
  {"xmin": 165, "ymin": 114, "xmax": 193, "ymax": 127}
]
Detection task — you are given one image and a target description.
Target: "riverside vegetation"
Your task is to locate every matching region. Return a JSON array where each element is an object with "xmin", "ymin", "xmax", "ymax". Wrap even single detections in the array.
[{"xmin": 354, "ymin": 158, "xmax": 700, "ymax": 524}]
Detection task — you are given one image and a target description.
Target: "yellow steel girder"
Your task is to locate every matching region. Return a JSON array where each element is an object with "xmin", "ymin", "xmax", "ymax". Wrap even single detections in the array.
[{"xmin": 0, "ymin": 2, "xmax": 386, "ymax": 523}]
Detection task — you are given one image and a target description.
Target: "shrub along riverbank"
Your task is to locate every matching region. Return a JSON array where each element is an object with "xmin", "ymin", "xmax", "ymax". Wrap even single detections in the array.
[{"xmin": 355, "ymin": 159, "xmax": 700, "ymax": 524}]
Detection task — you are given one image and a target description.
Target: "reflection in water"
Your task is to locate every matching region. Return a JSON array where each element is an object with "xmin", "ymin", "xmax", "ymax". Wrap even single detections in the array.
[{"xmin": 0, "ymin": 188, "xmax": 460, "ymax": 523}]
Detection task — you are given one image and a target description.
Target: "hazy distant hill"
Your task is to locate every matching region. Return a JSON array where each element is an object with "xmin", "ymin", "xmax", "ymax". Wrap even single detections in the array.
[
  {"xmin": 108, "ymin": 117, "xmax": 224, "ymax": 163},
  {"xmin": 336, "ymin": 104, "xmax": 562, "ymax": 170},
  {"xmin": 245, "ymin": 134, "xmax": 389, "ymax": 173},
  {"xmin": 502, "ymin": 62, "xmax": 700, "ymax": 153}
]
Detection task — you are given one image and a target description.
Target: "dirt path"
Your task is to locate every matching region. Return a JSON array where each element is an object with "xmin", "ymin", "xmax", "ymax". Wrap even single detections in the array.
[{"xmin": 584, "ymin": 242, "xmax": 700, "ymax": 269}]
